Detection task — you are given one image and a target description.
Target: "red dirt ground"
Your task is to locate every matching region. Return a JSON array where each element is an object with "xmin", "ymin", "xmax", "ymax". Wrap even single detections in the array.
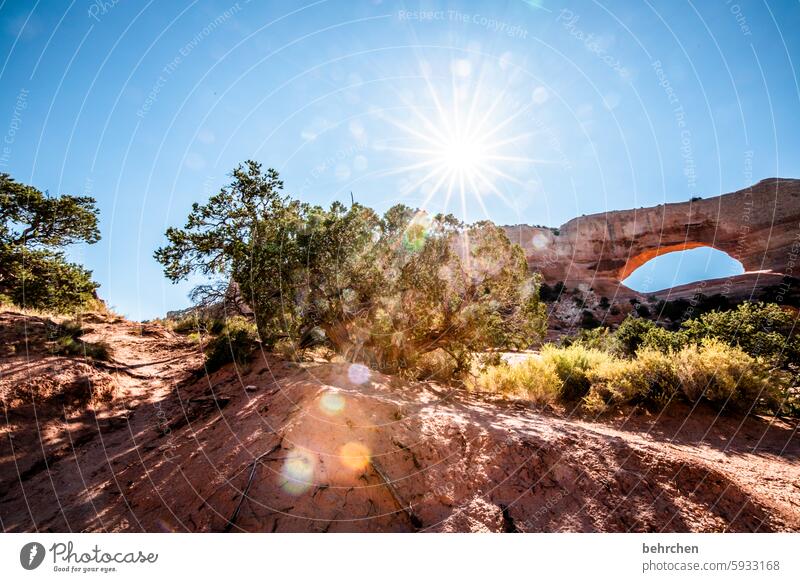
[{"xmin": 1, "ymin": 309, "xmax": 798, "ymax": 532}]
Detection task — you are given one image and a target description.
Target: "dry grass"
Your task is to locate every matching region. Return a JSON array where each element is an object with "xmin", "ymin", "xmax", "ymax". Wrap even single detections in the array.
[
  {"xmin": 474, "ymin": 340, "xmax": 794, "ymax": 416},
  {"xmin": 467, "ymin": 355, "xmax": 560, "ymax": 405},
  {"xmin": 539, "ymin": 344, "xmax": 612, "ymax": 400},
  {"xmin": 584, "ymin": 348, "xmax": 679, "ymax": 413},
  {"xmin": 675, "ymin": 339, "xmax": 784, "ymax": 412}
]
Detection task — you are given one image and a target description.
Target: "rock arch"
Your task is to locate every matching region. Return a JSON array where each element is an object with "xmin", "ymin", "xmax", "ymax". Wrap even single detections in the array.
[{"xmin": 504, "ymin": 178, "xmax": 800, "ymax": 298}]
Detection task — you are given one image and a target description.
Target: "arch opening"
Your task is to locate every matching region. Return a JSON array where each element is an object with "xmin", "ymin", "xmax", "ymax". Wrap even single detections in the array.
[{"xmin": 622, "ymin": 247, "xmax": 744, "ymax": 293}]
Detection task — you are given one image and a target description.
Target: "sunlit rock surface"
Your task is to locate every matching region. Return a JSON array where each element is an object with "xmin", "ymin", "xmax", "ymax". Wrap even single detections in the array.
[{"xmin": 504, "ymin": 178, "xmax": 800, "ymax": 298}]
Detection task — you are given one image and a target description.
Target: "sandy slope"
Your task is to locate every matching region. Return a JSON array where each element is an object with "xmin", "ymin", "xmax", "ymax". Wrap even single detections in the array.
[{"xmin": 1, "ymin": 310, "xmax": 798, "ymax": 533}]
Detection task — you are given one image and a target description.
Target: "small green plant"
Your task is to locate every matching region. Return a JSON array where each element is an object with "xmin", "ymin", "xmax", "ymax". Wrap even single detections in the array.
[
  {"xmin": 540, "ymin": 344, "xmax": 611, "ymax": 400},
  {"xmin": 467, "ymin": 355, "xmax": 559, "ymax": 405},
  {"xmin": 204, "ymin": 316, "xmax": 259, "ymax": 373},
  {"xmin": 50, "ymin": 319, "xmax": 111, "ymax": 360}
]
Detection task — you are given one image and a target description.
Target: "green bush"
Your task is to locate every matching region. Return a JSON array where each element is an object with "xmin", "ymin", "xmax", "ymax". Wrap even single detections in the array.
[
  {"xmin": 641, "ymin": 325, "xmax": 686, "ymax": 353},
  {"xmin": 540, "ymin": 344, "xmax": 611, "ymax": 400},
  {"xmin": 613, "ymin": 316, "xmax": 657, "ymax": 356},
  {"xmin": 468, "ymin": 355, "xmax": 559, "ymax": 405},
  {"xmin": 475, "ymin": 340, "xmax": 795, "ymax": 417},
  {"xmin": 52, "ymin": 335, "xmax": 111, "ymax": 361},
  {"xmin": 675, "ymin": 339, "xmax": 784, "ymax": 413},
  {"xmin": 171, "ymin": 315, "xmax": 225, "ymax": 336},
  {"xmin": 48, "ymin": 319, "xmax": 111, "ymax": 361},
  {"xmin": 584, "ymin": 348, "xmax": 679, "ymax": 413},
  {"xmin": 204, "ymin": 317, "xmax": 259, "ymax": 373},
  {"xmin": 681, "ymin": 302, "xmax": 800, "ymax": 369},
  {"xmin": 564, "ymin": 326, "xmax": 615, "ymax": 351}
]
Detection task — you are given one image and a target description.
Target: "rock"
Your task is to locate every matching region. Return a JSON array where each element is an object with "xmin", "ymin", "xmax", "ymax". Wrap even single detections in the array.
[{"xmin": 504, "ymin": 178, "xmax": 800, "ymax": 297}]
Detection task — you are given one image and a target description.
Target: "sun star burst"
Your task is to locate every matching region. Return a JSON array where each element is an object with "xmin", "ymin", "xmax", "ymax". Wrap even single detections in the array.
[{"xmin": 379, "ymin": 62, "xmax": 550, "ymax": 220}]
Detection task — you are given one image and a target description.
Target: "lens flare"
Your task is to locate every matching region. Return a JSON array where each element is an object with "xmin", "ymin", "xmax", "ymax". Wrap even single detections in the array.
[
  {"xmin": 339, "ymin": 441, "xmax": 371, "ymax": 471},
  {"xmin": 401, "ymin": 212, "xmax": 432, "ymax": 252},
  {"xmin": 319, "ymin": 390, "xmax": 346, "ymax": 415},
  {"xmin": 280, "ymin": 448, "xmax": 316, "ymax": 495},
  {"xmin": 347, "ymin": 363, "xmax": 370, "ymax": 385}
]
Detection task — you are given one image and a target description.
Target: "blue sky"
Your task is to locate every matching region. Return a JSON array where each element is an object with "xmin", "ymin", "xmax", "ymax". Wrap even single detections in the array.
[{"xmin": 1, "ymin": 0, "xmax": 798, "ymax": 319}]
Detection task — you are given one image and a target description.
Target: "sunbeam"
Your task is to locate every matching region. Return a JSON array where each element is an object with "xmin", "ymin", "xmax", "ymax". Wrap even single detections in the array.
[{"xmin": 379, "ymin": 60, "xmax": 551, "ymax": 220}]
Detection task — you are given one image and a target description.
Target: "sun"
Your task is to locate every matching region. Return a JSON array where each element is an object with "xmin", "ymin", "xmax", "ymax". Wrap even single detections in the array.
[
  {"xmin": 378, "ymin": 60, "xmax": 549, "ymax": 220},
  {"xmin": 441, "ymin": 135, "xmax": 486, "ymax": 174}
]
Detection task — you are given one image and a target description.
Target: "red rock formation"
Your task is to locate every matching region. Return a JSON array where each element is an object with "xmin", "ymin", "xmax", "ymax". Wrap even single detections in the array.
[{"xmin": 504, "ymin": 178, "xmax": 800, "ymax": 298}]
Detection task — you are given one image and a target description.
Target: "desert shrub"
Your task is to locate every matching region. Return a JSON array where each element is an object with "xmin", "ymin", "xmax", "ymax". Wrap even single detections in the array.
[
  {"xmin": 583, "ymin": 358, "xmax": 637, "ymax": 413},
  {"xmin": 580, "ymin": 309, "xmax": 600, "ymax": 329},
  {"xmin": 468, "ymin": 356, "xmax": 559, "ymax": 405},
  {"xmin": 680, "ymin": 302, "xmax": 800, "ymax": 369},
  {"xmin": 170, "ymin": 315, "xmax": 226, "ymax": 336},
  {"xmin": 634, "ymin": 348, "xmax": 682, "ymax": 405},
  {"xmin": 412, "ymin": 348, "xmax": 460, "ymax": 382},
  {"xmin": 204, "ymin": 317, "xmax": 259, "ymax": 373},
  {"xmin": 52, "ymin": 336, "xmax": 111, "ymax": 361},
  {"xmin": 468, "ymin": 341, "xmax": 795, "ymax": 417},
  {"xmin": 540, "ymin": 344, "xmax": 611, "ymax": 400},
  {"xmin": 674, "ymin": 339, "xmax": 784, "ymax": 413},
  {"xmin": 49, "ymin": 319, "xmax": 111, "ymax": 361},
  {"xmin": 613, "ymin": 316, "xmax": 657, "ymax": 356},
  {"xmin": 584, "ymin": 348, "xmax": 679, "ymax": 413},
  {"xmin": 562, "ymin": 327, "xmax": 614, "ymax": 351},
  {"xmin": 539, "ymin": 281, "xmax": 565, "ymax": 302},
  {"xmin": 172, "ymin": 317, "xmax": 200, "ymax": 334},
  {"xmin": 641, "ymin": 325, "xmax": 686, "ymax": 353},
  {"xmin": 273, "ymin": 337, "xmax": 300, "ymax": 361}
]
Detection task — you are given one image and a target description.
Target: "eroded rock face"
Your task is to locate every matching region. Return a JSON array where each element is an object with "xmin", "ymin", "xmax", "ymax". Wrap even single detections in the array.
[{"xmin": 504, "ymin": 178, "xmax": 800, "ymax": 297}]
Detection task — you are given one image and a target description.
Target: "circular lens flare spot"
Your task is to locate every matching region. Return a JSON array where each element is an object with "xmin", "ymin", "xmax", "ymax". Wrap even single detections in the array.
[
  {"xmin": 347, "ymin": 363, "xmax": 370, "ymax": 385},
  {"xmin": 319, "ymin": 390, "xmax": 345, "ymax": 415},
  {"xmin": 401, "ymin": 212, "xmax": 432, "ymax": 253},
  {"xmin": 531, "ymin": 233, "xmax": 549, "ymax": 249},
  {"xmin": 281, "ymin": 448, "xmax": 316, "ymax": 495},
  {"xmin": 339, "ymin": 442, "xmax": 371, "ymax": 471}
]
